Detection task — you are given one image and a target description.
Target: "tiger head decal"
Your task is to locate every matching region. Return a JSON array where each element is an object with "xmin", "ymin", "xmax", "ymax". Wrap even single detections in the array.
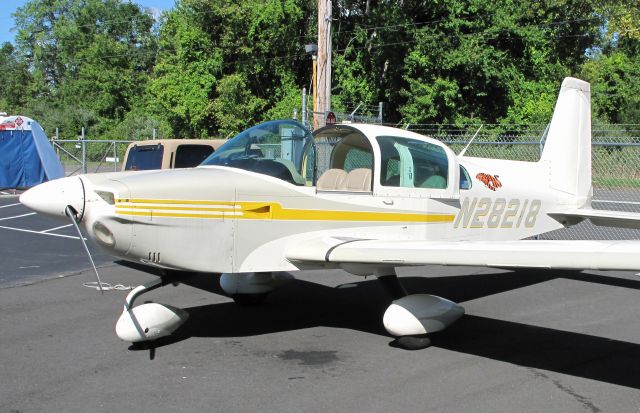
[{"xmin": 476, "ymin": 173, "xmax": 502, "ymax": 191}]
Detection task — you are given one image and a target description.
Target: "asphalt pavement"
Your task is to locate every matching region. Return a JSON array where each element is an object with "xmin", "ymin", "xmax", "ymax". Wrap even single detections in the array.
[
  {"xmin": 0, "ymin": 196, "xmax": 112, "ymax": 287},
  {"xmin": 1, "ymin": 195, "xmax": 640, "ymax": 412}
]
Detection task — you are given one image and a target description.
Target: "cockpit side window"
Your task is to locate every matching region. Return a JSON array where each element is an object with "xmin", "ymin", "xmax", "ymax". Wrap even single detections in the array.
[
  {"xmin": 377, "ymin": 136, "xmax": 448, "ymax": 189},
  {"xmin": 460, "ymin": 165, "xmax": 472, "ymax": 190}
]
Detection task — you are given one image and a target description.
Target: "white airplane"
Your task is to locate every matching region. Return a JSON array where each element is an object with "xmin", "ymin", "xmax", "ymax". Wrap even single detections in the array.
[{"xmin": 20, "ymin": 77, "xmax": 640, "ymax": 349}]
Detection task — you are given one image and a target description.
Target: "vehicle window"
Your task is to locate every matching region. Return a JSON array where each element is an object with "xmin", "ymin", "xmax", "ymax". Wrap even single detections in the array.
[
  {"xmin": 460, "ymin": 165, "xmax": 472, "ymax": 190},
  {"xmin": 174, "ymin": 144, "xmax": 215, "ymax": 168},
  {"xmin": 124, "ymin": 144, "xmax": 164, "ymax": 171},
  {"xmin": 377, "ymin": 136, "xmax": 448, "ymax": 189}
]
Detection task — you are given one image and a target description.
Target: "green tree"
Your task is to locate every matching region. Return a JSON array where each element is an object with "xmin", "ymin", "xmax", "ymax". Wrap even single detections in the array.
[
  {"xmin": 8, "ymin": 0, "xmax": 639, "ymax": 138},
  {"xmin": 13, "ymin": 0, "xmax": 157, "ymax": 136},
  {"xmin": 147, "ymin": 0, "xmax": 312, "ymax": 137},
  {"xmin": 581, "ymin": 51, "xmax": 640, "ymax": 124},
  {"xmin": 145, "ymin": 2, "xmax": 222, "ymax": 137},
  {"xmin": 0, "ymin": 42, "xmax": 32, "ymax": 113},
  {"xmin": 210, "ymin": 74, "xmax": 267, "ymax": 138},
  {"xmin": 398, "ymin": 0, "xmax": 599, "ymax": 126},
  {"xmin": 331, "ymin": 1, "xmax": 418, "ymax": 121},
  {"xmin": 500, "ymin": 80, "xmax": 558, "ymax": 125},
  {"xmin": 593, "ymin": 0, "xmax": 640, "ymax": 42}
]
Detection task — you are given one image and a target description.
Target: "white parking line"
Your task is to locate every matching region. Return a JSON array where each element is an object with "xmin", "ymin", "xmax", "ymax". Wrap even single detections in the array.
[
  {"xmin": 0, "ymin": 203, "xmax": 21, "ymax": 208},
  {"xmin": 40, "ymin": 224, "xmax": 73, "ymax": 233},
  {"xmin": 0, "ymin": 212, "xmax": 36, "ymax": 221},
  {"xmin": 0, "ymin": 224, "xmax": 81, "ymax": 240}
]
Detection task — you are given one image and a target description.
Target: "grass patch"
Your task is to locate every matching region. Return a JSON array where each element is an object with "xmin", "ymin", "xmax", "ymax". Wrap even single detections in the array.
[{"xmin": 593, "ymin": 177, "xmax": 640, "ymax": 189}]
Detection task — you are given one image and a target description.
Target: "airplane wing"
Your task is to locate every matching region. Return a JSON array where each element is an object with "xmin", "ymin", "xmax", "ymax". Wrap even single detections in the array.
[
  {"xmin": 549, "ymin": 208, "xmax": 640, "ymax": 229},
  {"xmin": 286, "ymin": 236, "xmax": 640, "ymax": 271}
]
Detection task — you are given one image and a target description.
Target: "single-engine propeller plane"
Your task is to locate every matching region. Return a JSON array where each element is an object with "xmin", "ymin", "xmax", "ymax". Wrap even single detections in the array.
[{"xmin": 20, "ymin": 78, "xmax": 640, "ymax": 349}]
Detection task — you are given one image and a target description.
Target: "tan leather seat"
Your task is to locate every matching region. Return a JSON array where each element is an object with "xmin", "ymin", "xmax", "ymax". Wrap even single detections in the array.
[
  {"xmin": 317, "ymin": 168, "xmax": 348, "ymax": 190},
  {"xmin": 344, "ymin": 168, "xmax": 372, "ymax": 191}
]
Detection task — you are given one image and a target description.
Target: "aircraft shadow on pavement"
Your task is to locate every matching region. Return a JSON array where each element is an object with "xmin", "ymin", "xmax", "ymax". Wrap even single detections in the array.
[{"xmin": 131, "ymin": 268, "xmax": 640, "ymax": 389}]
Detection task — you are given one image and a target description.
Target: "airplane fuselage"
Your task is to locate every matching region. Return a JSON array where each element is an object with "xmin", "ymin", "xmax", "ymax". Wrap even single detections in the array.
[{"xmin": 79, "ymin": 154, "xmax": 574, "ymax": 275}]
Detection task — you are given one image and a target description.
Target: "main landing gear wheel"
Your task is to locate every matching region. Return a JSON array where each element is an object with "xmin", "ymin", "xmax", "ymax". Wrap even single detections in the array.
[
  {"xmin": 220, "ymin": 272, "xmax": 294, "ymax": 306},
  {"xmin": 375, "ymin": 269, "xmax": 464, "ymax": 350}
]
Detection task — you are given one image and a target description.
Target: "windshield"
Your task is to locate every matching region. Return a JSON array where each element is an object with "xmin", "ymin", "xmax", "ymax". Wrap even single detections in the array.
[{"xmin": 201, "ymin": 120, "xmax": 314, "ymax": 186}]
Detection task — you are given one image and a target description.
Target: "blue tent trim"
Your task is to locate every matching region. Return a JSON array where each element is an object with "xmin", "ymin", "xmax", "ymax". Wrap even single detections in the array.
[{"xmin": 0, "ymin": 118, "xmax": 64, "ymax": 189}]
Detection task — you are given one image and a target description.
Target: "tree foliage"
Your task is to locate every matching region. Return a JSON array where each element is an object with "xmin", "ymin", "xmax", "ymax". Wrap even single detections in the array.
[
  {"xmin": 0, "ymin": 42, "xmax": 32, "ymax": 111},
  {"xmin": 12, "ymin": 0, "xmax": 157, "ymax": 137},
  {"xmin": 146, "ymin": 0, "xmax": 310, "ymax": 138},
  {"xmin": 581, "ymin": 51, "xmax": 640, "ymax": 123},
  {"xmin": 3, "ymin": 0, "xmax": 639, "ymax": 140}
]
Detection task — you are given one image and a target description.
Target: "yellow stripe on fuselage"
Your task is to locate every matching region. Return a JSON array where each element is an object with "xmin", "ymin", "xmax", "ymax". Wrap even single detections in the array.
[
  {"xmin": 116, "ymin": 198, "xmax": 236, "ymax": 206},
  {"xmin": 114, "ymin": 199, "xmax": 454, "ymax": 223}
]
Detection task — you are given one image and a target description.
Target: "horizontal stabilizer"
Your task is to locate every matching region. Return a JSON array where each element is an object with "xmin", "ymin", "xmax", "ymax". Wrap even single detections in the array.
[
  {"xmin": 286, "ymin": 237, "xmax": 640, "ymax": 271},
  {"xmin": 549, "ymin": 208, "xmax": 640, "ymax": 229}
]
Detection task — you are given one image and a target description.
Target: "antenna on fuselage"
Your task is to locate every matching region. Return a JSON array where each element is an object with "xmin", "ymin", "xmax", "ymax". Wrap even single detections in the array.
[
  {"xmin": 457, "ymin": 124, "xmax": 483, "ymax": 157},
  {"xmin": 349, "ymin": 103, "xmax": 362, "ymax": 122}
]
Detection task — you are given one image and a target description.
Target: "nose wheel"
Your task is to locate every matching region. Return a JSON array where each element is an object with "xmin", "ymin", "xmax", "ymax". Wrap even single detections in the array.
[{"xmin": 115, "ymin": 277, "xmax": 189, "ymax": 343}]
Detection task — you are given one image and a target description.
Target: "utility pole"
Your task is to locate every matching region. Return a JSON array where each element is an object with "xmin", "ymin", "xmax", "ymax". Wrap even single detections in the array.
[{"xmin": 314, "ymin": 0, "xmax": 332, "ymax": 130}]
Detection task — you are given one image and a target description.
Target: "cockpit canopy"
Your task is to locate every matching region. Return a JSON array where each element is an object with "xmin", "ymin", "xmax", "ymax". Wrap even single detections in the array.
[{"xmin": 202, "ymin": 120, "xmax": 464, "ymax": 195}]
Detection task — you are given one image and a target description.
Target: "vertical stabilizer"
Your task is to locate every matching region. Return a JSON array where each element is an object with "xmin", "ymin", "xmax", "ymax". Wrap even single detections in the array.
[{"xmin": 540, "ymin": 77, "xmax": 591, "ymax": 202}]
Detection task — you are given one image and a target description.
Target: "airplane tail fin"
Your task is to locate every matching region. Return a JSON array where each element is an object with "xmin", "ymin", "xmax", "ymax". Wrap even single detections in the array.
[{"xmin": 540, "ymin": 77, "xmax": 592, "ymax": 205}]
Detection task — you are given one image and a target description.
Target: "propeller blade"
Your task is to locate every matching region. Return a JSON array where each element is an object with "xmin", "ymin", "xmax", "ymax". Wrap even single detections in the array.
[{"xmin": 65, "ymin": 205, "xmax": 104, "ymax": 294}]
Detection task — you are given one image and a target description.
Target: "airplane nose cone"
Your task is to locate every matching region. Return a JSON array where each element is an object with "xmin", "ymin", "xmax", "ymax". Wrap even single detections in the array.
[{"xmin": 20, "ymin": 176, "xmax": 85, "ymax": 221}]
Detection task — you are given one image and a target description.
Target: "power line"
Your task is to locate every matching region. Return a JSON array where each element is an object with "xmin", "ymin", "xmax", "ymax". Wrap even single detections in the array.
[
  {"xmin": 24, "ymin": 25, "xmax": 608, "ymax": 71},
  {"xmin": 12, "ymin": 9, "xmax": 630, "ymax": 73},
  {"xmin": 9, "ymin": 2, "xmax": 317, "ymax": 45},
  {"xmin": 335, "ymin": 14, "xmax": 606, "ymax": 37},
  {"xmin": 10, "ymin": 5, "xmax": 615, "ymax": 49}
]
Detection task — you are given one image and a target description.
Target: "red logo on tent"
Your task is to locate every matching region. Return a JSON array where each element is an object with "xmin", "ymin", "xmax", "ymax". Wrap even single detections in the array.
[{"xmin": 15, "ymin": 117, "xmax": 23, "ymax": 127}]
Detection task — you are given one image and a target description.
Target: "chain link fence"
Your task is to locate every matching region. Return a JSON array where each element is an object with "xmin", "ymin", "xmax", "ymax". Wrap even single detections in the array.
[
  {"xmin": 52, "ymin": 139, "xmax": 133, "ymax": 176},
  {"xmin": 52, "ymin": 123, "xmax": 640, "ymax": 240}
]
